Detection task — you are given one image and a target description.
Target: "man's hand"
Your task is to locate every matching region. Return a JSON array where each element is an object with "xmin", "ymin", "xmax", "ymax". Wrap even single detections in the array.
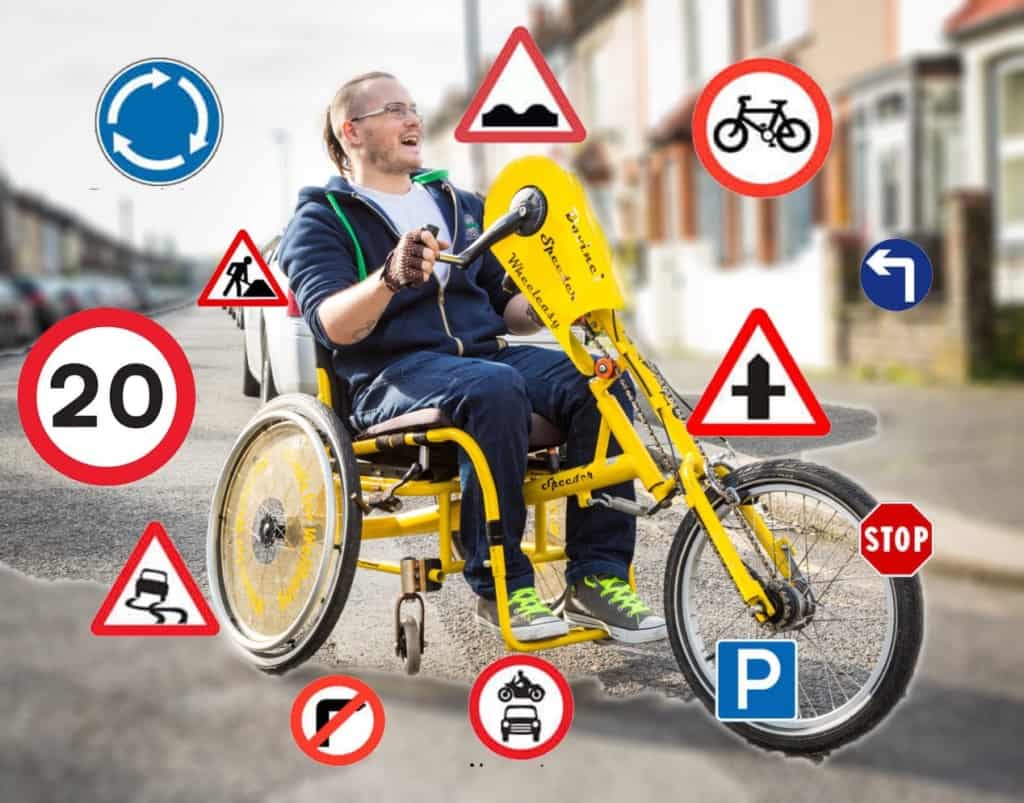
[{"xmin": 381, "ymin": 228, "xmax": 451, "ymax": 292}]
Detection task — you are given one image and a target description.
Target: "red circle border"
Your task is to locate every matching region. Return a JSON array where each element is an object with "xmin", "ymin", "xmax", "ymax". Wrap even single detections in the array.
[
  {"xmin": 692, "ymin": 58, "xmax": 833, "ymax": 198},
  {"xmin": 289, "ymin": 674, "xmax": 386, "ymax": 766},
  {"xmin": 468, "ymin": 654, "xmax": 574, "ymax": 760},
  {"xmin": 16, "ymin": 308, "xmax": 196, "ymax": 486}
]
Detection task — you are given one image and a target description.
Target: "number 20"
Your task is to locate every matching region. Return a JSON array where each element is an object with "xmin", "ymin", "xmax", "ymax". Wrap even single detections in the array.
[{"xmin": 51, "ymin": 363, "xmax": 163, "ymax": 429}]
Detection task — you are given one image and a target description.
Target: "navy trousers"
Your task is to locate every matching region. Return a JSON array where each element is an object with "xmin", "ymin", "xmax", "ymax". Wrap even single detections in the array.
[{"xmin": 349, "ymin": 345, "xmax": 637, "ymax": 599}]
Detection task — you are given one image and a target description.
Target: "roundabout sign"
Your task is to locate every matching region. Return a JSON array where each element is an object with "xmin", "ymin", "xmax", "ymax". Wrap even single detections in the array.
[{"xmin": 95, "ymin": 57, "xmax": 222, "ymax": 185}]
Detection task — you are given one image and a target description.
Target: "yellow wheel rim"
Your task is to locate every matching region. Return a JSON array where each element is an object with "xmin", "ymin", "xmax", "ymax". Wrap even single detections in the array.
[{"xmin": 218, "ymin": 421, "xmax": 329, "ymax": 640}]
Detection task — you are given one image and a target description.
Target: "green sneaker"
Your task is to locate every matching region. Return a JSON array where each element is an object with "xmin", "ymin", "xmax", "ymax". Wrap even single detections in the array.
[
  {"xmin": 476, "ymin": 586, "xmax": 569, "ymax": 641},
  {"xmin": 563, "ymin": 574, "xmax": 667, "ymax": 643}
]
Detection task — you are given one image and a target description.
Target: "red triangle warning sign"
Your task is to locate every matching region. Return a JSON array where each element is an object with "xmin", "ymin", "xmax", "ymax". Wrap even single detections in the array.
[
  {"xmin": 91, "ymin": 521, "xmax": 219, "ymax": 636},
  {"xmin": 455, "ymin": 26, "xmax": 585, "ymax": 143},
  {"xmin": 686, "ymin": 309, "xmax": 830, "ymax": 437},
  {"xmin": 197, "ymin": 229, "xmax": 287, "ymax": 307}
]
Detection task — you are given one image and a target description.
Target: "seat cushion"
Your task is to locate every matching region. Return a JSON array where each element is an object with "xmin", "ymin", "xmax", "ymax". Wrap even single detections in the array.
[{"xmin": 357, "ymin": 408, "xmax": 565, "ymax": 449}]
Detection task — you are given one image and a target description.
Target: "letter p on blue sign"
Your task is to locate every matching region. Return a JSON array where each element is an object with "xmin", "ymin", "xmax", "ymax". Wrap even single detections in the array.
[{"xmin": 715, "ymin": 640, "xmax": 798, "ymax": 721}]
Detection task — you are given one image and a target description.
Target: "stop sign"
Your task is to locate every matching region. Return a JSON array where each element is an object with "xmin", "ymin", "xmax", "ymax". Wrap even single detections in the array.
[{"xmin": 859, "ymin": 503, "xmax": 933, "ymax": 576}]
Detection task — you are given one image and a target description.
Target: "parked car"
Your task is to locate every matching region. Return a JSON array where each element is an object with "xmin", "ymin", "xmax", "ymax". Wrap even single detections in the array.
[
  {"xmin": 0, "ymin": 278, "xmax": 36, "ymax": 347},
  {"xmin": 36, "ymin": 276, "xmax": 87, "ymax": 318},
  {"xmin": 242, "ymin": 236, "xmax": 318, "ymax": 402},
  {"xmin": 9, "ymin": 275, "xmax": 62, "ymax": 332}
]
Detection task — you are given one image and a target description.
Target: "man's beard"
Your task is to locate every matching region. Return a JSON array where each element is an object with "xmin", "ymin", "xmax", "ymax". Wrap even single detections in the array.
[{"xmin": 367, "ymin": 143, "xmax": 420, "ymax": 175}]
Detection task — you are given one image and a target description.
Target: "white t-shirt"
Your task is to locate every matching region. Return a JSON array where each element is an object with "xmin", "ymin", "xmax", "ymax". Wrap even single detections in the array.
[{"xmin": 351, "ymin": 181, "xmax": 454, "ymax": 286}]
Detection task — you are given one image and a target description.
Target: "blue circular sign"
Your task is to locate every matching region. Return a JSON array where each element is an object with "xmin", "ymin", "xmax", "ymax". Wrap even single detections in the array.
[
  {"xmin": 95, "ymin": 58, "xmax": 222, "ymax": 185},
  {"xmin": 860, "ymin": 238, "xmax": 933, "ymax": 311}
]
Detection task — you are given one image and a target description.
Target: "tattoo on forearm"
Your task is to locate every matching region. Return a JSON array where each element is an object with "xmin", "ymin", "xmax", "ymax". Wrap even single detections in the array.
[
  {"xmin": 351, "ymin": 318, "xmax": 379, "ymax": 342},
  {"xmin": 526, "ymin": 305, "xmax": 544, "ymax": 327}
]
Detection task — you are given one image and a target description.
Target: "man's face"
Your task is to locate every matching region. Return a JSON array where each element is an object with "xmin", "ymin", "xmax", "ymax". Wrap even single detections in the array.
[{"xmin": 345, "ymin": 78, "xmax": 423, "ymax": 175}]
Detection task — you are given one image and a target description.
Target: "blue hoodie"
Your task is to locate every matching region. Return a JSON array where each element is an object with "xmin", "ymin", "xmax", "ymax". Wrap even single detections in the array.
[{"xmin": 278, "ymin": 170, "xmax": 513, "ymax": 403}]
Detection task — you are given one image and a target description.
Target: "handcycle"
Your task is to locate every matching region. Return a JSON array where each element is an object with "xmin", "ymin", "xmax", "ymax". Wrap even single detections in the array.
[{"xmin": 207, "ymin": 155, "xmax": 923, "ymax": 756}]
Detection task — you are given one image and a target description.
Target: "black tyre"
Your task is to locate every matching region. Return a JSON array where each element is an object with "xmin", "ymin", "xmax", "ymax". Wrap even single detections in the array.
[
  {"xmin": 777, "ymin": 117, "xmax": 812, "ymax": 153},
  {"xmin": 498, "ymin": 687, "xmax": 513, "ymax": 703},
  {"xmin": 712, "ymin": 118, "xmax": 748, "ymax": 153},
  {"xmin": 663, "ymin": 459, "xmax": 923, "ymax": 756},
  {"xmin": 242, "ymin": 340, "xmax": 259, "ymax": 398},
  {"xmin": 207, "ymin": 393, "xmax": 362, "ymax": 674},
  {"xmin": 399, "ymin": 617, "xmax": 421, "ymax": 675},
  {"xmin": 529, "ymin": 686, "xmax": 544, "ymax": 702},
  {"xmin": 259, "ymin": 329, "xmax": 279, "ymax": 404}
]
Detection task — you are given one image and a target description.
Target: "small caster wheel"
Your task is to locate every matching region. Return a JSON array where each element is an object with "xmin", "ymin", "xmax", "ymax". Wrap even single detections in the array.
[{"xmin": 397, "ymin": 616, "xmax": 422, "ymax": 675}]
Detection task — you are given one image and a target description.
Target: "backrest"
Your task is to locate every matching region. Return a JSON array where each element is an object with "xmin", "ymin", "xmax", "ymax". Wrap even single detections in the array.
[{"xmin": 313, "ymin": 339, "xmax": 357, "ymax": 435}]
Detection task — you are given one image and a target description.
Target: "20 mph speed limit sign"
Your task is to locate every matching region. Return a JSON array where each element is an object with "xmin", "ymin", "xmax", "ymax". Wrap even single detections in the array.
[{"xmin": 18, "ymin": 309, "xmax": 196, "ymax": 485}]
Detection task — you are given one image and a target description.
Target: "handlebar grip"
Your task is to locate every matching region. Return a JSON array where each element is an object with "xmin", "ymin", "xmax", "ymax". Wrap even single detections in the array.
[{"xmin": 422, "ymin": 224, "xmax": 440, "ymax": 237}]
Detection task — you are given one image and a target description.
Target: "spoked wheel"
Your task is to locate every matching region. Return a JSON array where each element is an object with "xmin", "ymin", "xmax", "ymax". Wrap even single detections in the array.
[
  {"xmin": 526, "ymin": 498, "xmax": 567, "ymax": 608},
  {"xmin": 664, "ymin": 460, "xmax": 923, "ymax": 756},
  {"xmin": 207, "ymin": 394, "xmax": 362, "ymax": 674}
]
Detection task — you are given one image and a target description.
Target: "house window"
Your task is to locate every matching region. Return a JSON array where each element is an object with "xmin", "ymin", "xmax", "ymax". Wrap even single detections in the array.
[
  {"xmin": 741, "ymin": 196, "xmax": 758, "ymax": 261},
  {"xmin": 757, "ymin": 0, "xmax": 780, "ymax": 47},
  {"xmin": 696, "ymin": 162, "xmax": 725, "ymax": 262},
  {"xmin": 849, "ymin": 109, "xmax": 868, "ymax": 232},
  {"xmin": 664, "ymin": 158, "xmax": 680, "ymax": 240},
  {"xmin": 879, "ymin": 147, "xmax": 903, "ymax": 231},
  {"xmin": 682, "ymin": 0, "xmax": 700, "ymax": 85},
  {"xmin": 756, "ymin": 0, "xmax": 808, "ymax": 49},
  {"xmin": 999, "ymin": 59, "xmax": 1024, "ymax": 242},
  {"xmin": 778, "ymin": 180, "xmax": 814, "ymax": 261}
]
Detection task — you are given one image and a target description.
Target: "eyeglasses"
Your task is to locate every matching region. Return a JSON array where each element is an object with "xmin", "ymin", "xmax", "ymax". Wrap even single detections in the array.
[{"xmin": 349, "ymin": 102, "xmax": 422, "ymax": 123}]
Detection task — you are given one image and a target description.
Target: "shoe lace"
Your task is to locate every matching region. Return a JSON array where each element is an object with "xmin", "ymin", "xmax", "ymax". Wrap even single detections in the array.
[
  {"xmin": 509, "ymin": 587, "xmax": 554, "ymax": 618},
  {"xmin": 593, "ymin": 576, "xmax": 651, "ymax": 617}
]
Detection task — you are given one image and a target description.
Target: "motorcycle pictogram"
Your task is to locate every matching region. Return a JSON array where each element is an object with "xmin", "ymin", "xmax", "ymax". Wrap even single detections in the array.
[
  {"xmin": 497, "ymin": 670, "xmax": 546, "ymax": 703},
  {"xmin": 712, "ymin": 95, "xmax": 811, "ymax": 154}
]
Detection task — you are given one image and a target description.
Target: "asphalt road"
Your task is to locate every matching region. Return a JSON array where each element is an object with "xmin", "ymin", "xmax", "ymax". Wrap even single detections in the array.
[{"xmin": 1, "ymin": 306, "xmax": 1022, "ymax": 801}]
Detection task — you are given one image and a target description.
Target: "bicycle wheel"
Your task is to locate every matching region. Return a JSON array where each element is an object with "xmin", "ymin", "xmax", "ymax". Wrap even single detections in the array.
[
  {"xmin": 207, "ymin": 393, "xmax": 362, "ymax": 674},
  {"xmin": 663, "ymin": 459, "xmax": 923, "ymax": 756},
  {"xmin": 712, "ymin": 118, "xmax": 748, "ymax": 153},
  {"xmin": 776, "ymin": 118, "xmax": 812, "ymax": 153}
]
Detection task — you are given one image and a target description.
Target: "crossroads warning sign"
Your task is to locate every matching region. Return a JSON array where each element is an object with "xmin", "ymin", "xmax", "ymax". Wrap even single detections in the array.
[
  {"xmin": 91, "ymin": 521, "xmax": 219, "ymax": 636},
  {"xmin": 197, "ymin": 229, "xmax": 286, "ymax": 307},
  {"xmin": 686, "ymin": 308, "xmax": 830, "ymax": 437},
  {"xmin": 455, "ymin": 26, "xmax": 585, "ymax": 143}
]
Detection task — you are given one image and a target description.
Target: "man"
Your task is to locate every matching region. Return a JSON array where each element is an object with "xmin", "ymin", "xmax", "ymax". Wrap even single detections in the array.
[{"xmin": 278, "ymin": 71, "xmax": 666, "ymax": 644}]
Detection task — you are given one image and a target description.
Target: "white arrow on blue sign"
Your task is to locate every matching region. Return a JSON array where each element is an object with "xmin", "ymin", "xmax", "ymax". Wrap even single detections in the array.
[
  {"xmin": 860, "ymin": 238, "xmax": 933, "ymax": 311},
  {"xmin": 95, "ymin": 58, "xmax": 222, "ymax": 186}
]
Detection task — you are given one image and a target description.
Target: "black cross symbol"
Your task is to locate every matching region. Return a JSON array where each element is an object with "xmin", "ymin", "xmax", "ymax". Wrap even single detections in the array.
[{"xmin": 731, "ymin": 354, "xmax": 785, "ymax": 419}]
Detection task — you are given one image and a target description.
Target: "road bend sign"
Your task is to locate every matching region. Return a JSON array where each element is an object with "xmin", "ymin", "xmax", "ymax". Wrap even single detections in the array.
[
  {"xmin": 455, "ymin": 26, "xmax": 585, "ymax": 143},
  {"xmin": 95, "ymin": 58, "xmax": 222, "ymax": 185},
  {"xmin": 686, "ymin": 308, "xmax": 830, "ymax": 437},
  {"xmin": 91, "ymin": 521, "xmax": 219, "ymax": 636},
  {"xmin": 17, "ymin": 308, "xmax": 196, "ymax": 485},
  {"xmin": 290, "ymin": 675, "xmax": 386, "ymax": 766},
  {"xmin": 197, "ymin": 229, "xmax": 286, "ymax": 307}
]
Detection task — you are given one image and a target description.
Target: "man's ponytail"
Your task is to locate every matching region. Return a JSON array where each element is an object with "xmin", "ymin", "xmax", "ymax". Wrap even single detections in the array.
[{"xmin": 324, "ymin": 107, "xmax": 349, "ymax": 175}]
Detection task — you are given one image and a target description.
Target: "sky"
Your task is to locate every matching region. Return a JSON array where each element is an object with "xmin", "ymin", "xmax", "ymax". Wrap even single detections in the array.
[{"xmin": 0, "ymin": 0, "xmax": 536, "ymax": 259}]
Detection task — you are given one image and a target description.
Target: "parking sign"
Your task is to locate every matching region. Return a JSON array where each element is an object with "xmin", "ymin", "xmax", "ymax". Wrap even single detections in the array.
[{"xmin": 716, "ymin": 640, "xmax": 798, "ymax": 721}]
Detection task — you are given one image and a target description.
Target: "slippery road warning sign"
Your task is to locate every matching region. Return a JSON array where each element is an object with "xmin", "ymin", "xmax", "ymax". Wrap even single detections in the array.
[
  {"xmin": 91, "ymin": 521, "xmax": 219, "ymax": 636},
  {"xmin": 686, "ymin": 308, "xmax": 830, "ymax": 437},
  {"xmin": 17, "ymin": 308, "xmax": 196, "ymax": 485},
  {"xmin": 290, "ymin": 675, "xmax": 386, "ymax": 766},
  {"xmin": 197, "ymin": 229, "xmax": 286, "ymax": 307},
  {"xmin": 455, "ymin": 26, "xmax": 585, "ymax": 143}
]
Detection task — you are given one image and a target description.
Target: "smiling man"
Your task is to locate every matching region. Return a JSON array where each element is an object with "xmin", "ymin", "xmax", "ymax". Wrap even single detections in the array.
[{"xmin": 278, "ymin": 71, "xmax": 667, "ymax": 644}]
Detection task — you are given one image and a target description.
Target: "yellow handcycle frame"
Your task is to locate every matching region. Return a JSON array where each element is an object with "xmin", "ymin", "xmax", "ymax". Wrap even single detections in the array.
[{"xmin": 317, "ymin": 155, "xmax": 795, "ymax": 655}]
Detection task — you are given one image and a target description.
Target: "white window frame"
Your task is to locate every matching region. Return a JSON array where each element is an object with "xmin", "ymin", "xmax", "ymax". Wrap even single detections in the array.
[{"xmin": 996, "ymin": 55, "xmax": 1024, "ymax": 245}]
